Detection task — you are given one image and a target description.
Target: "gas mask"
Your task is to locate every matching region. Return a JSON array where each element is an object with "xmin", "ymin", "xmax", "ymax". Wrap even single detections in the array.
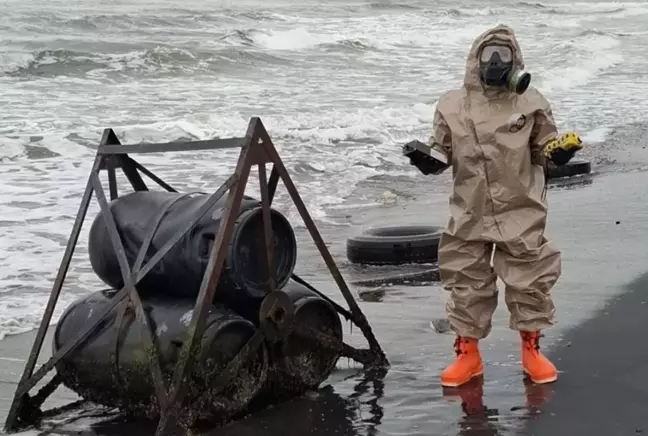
[{"xmin": 479, "ymin": 44, "xmax": 531, "ymax": 95}]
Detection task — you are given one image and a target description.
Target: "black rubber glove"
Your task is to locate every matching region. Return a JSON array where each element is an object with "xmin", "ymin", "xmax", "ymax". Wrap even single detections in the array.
[{"xmin": 547, "ymin": 148, "xmax": 575, "ymax": 166}]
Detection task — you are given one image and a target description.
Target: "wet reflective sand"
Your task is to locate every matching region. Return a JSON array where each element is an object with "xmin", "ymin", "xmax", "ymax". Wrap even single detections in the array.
[{"xmin": 2, "ymin": 169, "xmax": 648, "ymax": 436}]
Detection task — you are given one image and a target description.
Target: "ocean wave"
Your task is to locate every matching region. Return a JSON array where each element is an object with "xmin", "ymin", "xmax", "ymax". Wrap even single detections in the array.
[
  {"xmin": 320, "ymin": 38, "xmax": 377, "ymax": 53},
  {"xmin": 24, "ymin": 8, "xmax": 298, "ymax": 34},
  {"xmin": 547, "ymin": 6, "xmax": 625, "ymax": 15},
  {"xmin": 174, "ymin": 8, "xmax": 294, "ymax": 23},
  {"xmin": 516, "ymin": 1, "xmax": 627, "ymax": 15},
  {"xmin": 577, "ymin": 29, "xmax": 632, "ymax": 38},
  {"xmin": 1, "ymin": 44, "xmax": 291, "ymax": 78},
  {"xmin": 4, "ymin": 48, "xmax": 110, "ymax": 76},
  {"xmin": 210, "ymin": 47, "xmax": 291, "ymax": 66},
  {"xmin": 75, "ymin": 13, "xmax": 181, "ymax": 28},
  {"xmin": 516, "ymin": 1, "xmax": 547, "ymax": 9},
  {"xmin": 368, "ymin": 1, "xmax": 422, "ymax": 10},
  {"xmin": 233, "ymin": 10, "xmax": 293, "ymax": 21},
  {"xmin": 443, "ymin": 8, "xmax": 497, "ymax": 17},
  {"xmin": 0, "ymin": 137, "xmax": 26, "ymax": 161},
  {"xmin": 16, "ymin": 12, "xmax": 186, "ymax": 34},
  {"xmin": 242, "ymin": 27, "xmax": 384, "ymax": 52},
  {"xmin": 533, "ymin": 31, "xmax": 623, "ymax": 93},
  {"xmin": 2, "ymin": 46, "xmax": 202, "ymax": 77},
  {"xmin": 0, "ymin": 26, "xmax": 384, "ymax": 79},
  {"xmin": 218, "ymin": 29, "xmax": 259, "ymax": 46}
]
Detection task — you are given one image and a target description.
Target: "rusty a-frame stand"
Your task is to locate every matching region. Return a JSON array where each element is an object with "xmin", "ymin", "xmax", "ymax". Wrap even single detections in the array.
[{"xmin": 3, "ymin": 117, "xmax": 389, "ymax": 435}]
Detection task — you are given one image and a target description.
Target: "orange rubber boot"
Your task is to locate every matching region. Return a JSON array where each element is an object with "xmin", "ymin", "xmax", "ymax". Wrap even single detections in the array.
[
  {"xmin": 520, "ymin": 331, "xmax": 558, "ymax": 384},
  {"xmin": 440, "ymin": 336, "xmax": 484, "ymax": 387}
]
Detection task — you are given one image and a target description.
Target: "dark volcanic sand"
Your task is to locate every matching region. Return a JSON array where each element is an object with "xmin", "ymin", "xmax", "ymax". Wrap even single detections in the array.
[{"xmin": 2, "ymin": 166, "xmax": 648, "ymax": 436}]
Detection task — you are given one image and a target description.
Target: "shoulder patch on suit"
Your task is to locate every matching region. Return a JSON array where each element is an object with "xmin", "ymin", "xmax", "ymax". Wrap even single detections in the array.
[{"xmin": 508, "ymin": 113, "xmax": 527, "ymax": 133}]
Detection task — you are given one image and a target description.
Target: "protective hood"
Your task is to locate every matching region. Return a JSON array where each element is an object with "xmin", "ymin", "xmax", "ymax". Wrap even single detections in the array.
[{"xmin": 464, "ymin": 24, "xmax": 525, "ymax": 92}]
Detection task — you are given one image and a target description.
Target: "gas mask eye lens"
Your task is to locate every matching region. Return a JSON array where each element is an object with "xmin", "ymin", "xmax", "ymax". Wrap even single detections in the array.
[{"xmin": 480, "ymin": 45, "xmax": 513, "ymax": 63}]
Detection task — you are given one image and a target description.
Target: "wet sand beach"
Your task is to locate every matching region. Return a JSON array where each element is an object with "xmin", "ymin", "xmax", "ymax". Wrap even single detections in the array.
[{"xmin": 1, "ymin": 166, "xmax": 647, "ymax": 435}]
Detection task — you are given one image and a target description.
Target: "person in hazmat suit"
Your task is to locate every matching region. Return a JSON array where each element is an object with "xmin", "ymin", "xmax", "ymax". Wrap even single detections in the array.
[{"xmin": 422, "ymin": 24, "xmax": 584, "ymax": 387}]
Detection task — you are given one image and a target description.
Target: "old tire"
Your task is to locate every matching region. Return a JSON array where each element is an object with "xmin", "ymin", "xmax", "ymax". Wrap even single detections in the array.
[
  {"xmin": 346, "ymin": 225, "xmax": 443, "ymax": 265},
  {"xmin": 547, "ymin": 159, "xmax": 591, "ymax": 180}
]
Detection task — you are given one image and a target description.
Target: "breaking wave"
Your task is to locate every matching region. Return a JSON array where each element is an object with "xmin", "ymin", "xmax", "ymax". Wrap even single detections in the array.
[
  {"xmin": 1, "ymin": 27, "xmax": 384, "ymax": 78},
  {"xmin": 1, "ymin": 45, "xmax": 291, "ymax": 77}
]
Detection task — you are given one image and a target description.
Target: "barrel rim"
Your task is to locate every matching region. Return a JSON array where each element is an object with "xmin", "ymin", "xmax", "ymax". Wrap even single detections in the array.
[{"xmin": 227, "ymin": 206, "xmax": 297, "ymax": 296}]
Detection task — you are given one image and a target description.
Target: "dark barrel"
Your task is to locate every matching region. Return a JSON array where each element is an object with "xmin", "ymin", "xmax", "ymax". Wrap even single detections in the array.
[
  {"xmin": 53, "ymin": 289, "xmax": 269, "ymax": 423},
  {"xmin": 88, "ymin": 191, "xmax": 297, "ymax": 306},
  {"xmin": 259, "ymin": 279, "xmax": 344, "ymax": 399}
]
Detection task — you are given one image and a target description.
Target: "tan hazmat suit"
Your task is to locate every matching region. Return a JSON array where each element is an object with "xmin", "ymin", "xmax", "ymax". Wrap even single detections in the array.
[{"xmin": 430, "ymin": 25, "xmax": 562, "ymax": 339}]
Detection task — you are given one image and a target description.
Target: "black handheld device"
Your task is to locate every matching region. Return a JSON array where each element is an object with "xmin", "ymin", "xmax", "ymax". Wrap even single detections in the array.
[{"xmin": 402, "ymin": 140, "xmax": 448, "ymax": 175}]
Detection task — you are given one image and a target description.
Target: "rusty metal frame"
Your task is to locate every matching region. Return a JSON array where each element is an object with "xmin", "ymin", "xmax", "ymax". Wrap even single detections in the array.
[{"xmin": 3, "ymin": 117, "xmax": 388, "ymax": 435}]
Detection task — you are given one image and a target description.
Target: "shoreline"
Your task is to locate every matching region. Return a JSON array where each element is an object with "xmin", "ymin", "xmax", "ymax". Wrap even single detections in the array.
[{"xmin": 2, "ymin": 167, "xmax": 648, "ymax": 435}]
